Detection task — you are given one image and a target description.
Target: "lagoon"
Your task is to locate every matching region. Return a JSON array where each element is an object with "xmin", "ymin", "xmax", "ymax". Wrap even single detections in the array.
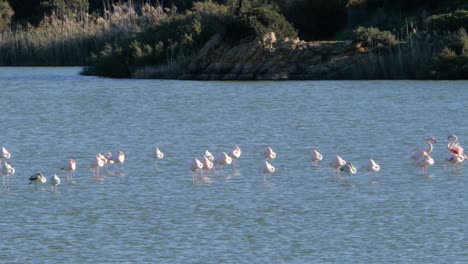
[{"xmin": 0, "ymin": 67, "xmax": 466, "ymax": 263}]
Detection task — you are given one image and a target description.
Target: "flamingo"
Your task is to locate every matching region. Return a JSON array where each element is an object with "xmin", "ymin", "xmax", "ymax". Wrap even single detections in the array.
[
  {"xmin": 214, "ymin": 152, "xmax": 232, "ymax": 176},
  {"xmin": 0, "ymin": 147, "xmax": 11, "ymax": 160},
  {"xmin": 411, "ymin": 137, "xmax": 438, "ymax": 161},
  {"xmin": 263, "ymin": 160, "xmax": 275, "ymax": 181},
  {"xmin": 154, "ymin": 147, "xmax": 164, "ymax": 160},
  {"xmin": 230, "ymin": 146, "xmax": 241, "ymax": 172},
  {"xmin": 108, "ymin": 151, "xmax": 125, "ymax": 174},
  {"xmin": 204, "ymin": 150, "xmax": 214, "ymax": 162},
  {"xmin": 2, "ymin": 160, "xmax": 15, "ymax": 190},
  {"xmin": 444, "ymin": 152, "xmax": 465, "ymax": 173},
  {"xmin": 264, "ymin": 146, "xmax": 276, "ymax": 159},
  {"xmin": 364, "ymin": 159, "xmax": 380, "ymax": 179},
  {"xmin": 50, "ymin": 174, "xmax": 60, "ymax": 191},
  {"xmin": 29, "ymin": 172, "xmax": 47, "ymax": 189},
  {"xmin": 447, "ymin": 134, "xmax": 467, "ymax": 159},
  {"xmin": 416, "ymin": 152, "xmax": 434, "ymax": 175},
  {"xmin": 340, "ymin": 162, "xmax": 357, "ymax": 176},
  {"xmin": 199, "ymin": 155, "xmax": 214, "ymax": 183},
  {"xmin": 190, "ymin": 158, "xmax": 203, "ymax": 183},
  {"xmin": 311, "ymin": 149, "xmax": 323, "ymax": 167},
  {"xmin": 329, "ymin": 155, "xmax": 346, "ymax": 176},
  {"xmin": 90, "ymin": 154, "xmax": 106, "ymax": 180},
  {"xmin": 60, "ymin": 159, "xmax": 76, "ymax": 183}
]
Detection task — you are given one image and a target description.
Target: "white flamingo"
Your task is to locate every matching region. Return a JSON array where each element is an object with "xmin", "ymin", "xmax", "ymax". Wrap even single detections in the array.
[
  {"xmin": 108, "ymin": 151, "xmax": 125, "ymax": 174},
  {"xmin": 60, "ymin": 159, "xmax": 77, "ymax": 183},
  {"xmin": 29, "ymin": 172, "xmax": 47, "ymax": 189},
  {"xmin": 155, "ymin": 147, "xmax": 164, "ymax": 160},
  {"xmin": 0, "ymin": 147, "xmax": 11, "ymax": 160},
  {"xmin": 264, "ymin": 146, "xmax": 276, "ymax": 159},
  {"xmin": 329, "ymin": 155, "xmax": 346, "ymax": 176},
  {"xmin": 2, "ymin": 160, "xmax": 15, "ymax": 190},
  {"xmin": 230, "ymin": 146, "xmax": 241, "ymax": 172},
  {"xmin": 50, "ymin": 174, "xmax": 60, "ymax": 191},
  {"xmin": 364, "ymin": 159, "xmax": 380, "ymax": 179},
  {"xmin": 215, "ymin": 152, "xmax": 232, "ymax": 176},
  {"xmin": 340, "ymin": 162, "xmax": 357, "ymax": 176},
  {"xmin": 311, "ymin": 149, "xmax": 323, "ymax": 167},
  {"xmin": 263, "ymin": 160, "xmax": 275, "ymax": 181},
  {"xmin": 411, "ymin": 137, "xmax": 438, "ymax": 161},
  {"xmin": 190, "ymin": 158, "xmax": 204, "ymax": 183},
  {"xmin": 417, "ymin": 152, "xmax": 434, "ymax": 175},
  {"xmin": 204, "ymin": 150, "xmax": 214, "ymax": 162}
]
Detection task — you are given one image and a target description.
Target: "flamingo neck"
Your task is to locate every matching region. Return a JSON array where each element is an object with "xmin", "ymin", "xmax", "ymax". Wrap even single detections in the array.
[{"xmin": 426, "ymin": 141, "xmax": 433, "ymax": 154}]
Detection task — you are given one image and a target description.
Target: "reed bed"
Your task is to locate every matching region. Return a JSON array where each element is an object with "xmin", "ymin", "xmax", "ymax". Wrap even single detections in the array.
[{"xmin": 0, "ymin": 2, "xmax": 166, "ymax": 66}]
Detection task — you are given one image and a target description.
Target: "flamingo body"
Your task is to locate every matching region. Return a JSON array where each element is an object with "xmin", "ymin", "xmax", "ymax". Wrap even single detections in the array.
[
  {"xmin": 264, "ymin": 146, "xmax": 276, "ymax": 159},
  {"xmin": 61, "ymin": 159, "xmax": 77, "ymax": 183},
  {"xmin": 155, "ymin": 148, "xmax": 164, "ymax": 160},
  {"xmin": 311, "ymin": 149, "xmax": 323, "ymax": 167},
  {"xmin": 29, "ymin": 172, "xmax": 47, "ymax": 189},
  {"xmin": 340, "ymin": 162, "xmax": 357, "ymax": 176},
  {"xmin": 50, "ymin": 174, "xmax": 60, "ymax": 191},
  {"xmin": 0, "ymin": 147, "xmax": 11, "ymax": 160}
]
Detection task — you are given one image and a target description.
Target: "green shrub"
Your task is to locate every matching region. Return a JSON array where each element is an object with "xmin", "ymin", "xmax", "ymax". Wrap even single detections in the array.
[
  {"xmin": 238, "ymin": 6, "xmax": 297, "ymax": 41},
  {"xmin": 425, "ymin": 10, "xmax": 468, "ymax": 32},
  {"xmin": 0, "ymin": 0, "xmax": 14, "ymax": 30},
  {"xmin": 354, "ymin": 26, "xmax": 397, "ymax": 46},
  {"xmin": 430, "ymin": 47, "xmax": 468, "ymax": 79}
]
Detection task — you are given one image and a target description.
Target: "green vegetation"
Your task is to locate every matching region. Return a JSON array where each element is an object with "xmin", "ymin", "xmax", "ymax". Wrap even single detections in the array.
[
  {"xmin": 0, "ymin": 0, "xmax": 467, "ymax": 79},
  {"xmin": 0, "ymin": 0, "xmax": 14, "ymax": 30}
]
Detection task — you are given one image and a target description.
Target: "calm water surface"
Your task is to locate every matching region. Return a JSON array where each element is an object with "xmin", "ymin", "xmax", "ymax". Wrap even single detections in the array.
[{"xmin": 0, "ymin": 67, "xmax": 466, "ymax": 263}]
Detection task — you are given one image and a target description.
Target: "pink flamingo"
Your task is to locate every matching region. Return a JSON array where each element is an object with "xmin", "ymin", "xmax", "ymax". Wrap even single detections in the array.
[
  {"xmin": 311, "ymin": 149, "xmax": 323, "ymax": 167},
  {"xmin": 444, "ymin": 152, "xmax": 464, "ymax": 173},
  {"xmin": 417, "ymin": 152, "xmax": 434, "ymax": 175},
  {"xmin": 411, "ymin": 137, "xmax": 438, "ymax": 161},
  {"xmin": 447, "ymin": 134, "xmax": 467, "ymax": 159},
  {"xmin": 90, "ymin": 154, "xmax": 106, "ymax": 180},
  {"xmin": 230, "ymin": 146, "xmax": 241, "ymax": 172},
  {"xmin": 190, "ymin": 158, "xmax": 203, "ymax": 183},
  {"xmin": 201, "ymin": 155, "xmax": 214, "ymax": 181},
  {"xmin": 329, "ymin": 155, "xmax": 346, "ymax": 176},
  {"xmin": 60, "ymin": 159, "xmax": 77, "ymax": 183},
  {"xmin": 215, "ymin": 152, "xmax": 232, "ymax": 176}
]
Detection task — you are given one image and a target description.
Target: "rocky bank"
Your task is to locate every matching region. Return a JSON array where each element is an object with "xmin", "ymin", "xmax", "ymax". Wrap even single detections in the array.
[{"xmin": 146, "ymin": 33, "xmax": 369, "ymax": 80}]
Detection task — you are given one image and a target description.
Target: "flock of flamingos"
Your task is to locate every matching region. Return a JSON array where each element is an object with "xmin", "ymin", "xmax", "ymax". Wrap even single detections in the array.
[{"xmin": 0, "ymin": 134, "xmax": 466, "ymax": 191}]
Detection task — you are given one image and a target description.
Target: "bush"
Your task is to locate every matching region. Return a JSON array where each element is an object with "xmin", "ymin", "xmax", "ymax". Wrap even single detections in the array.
[
  {"xmin": 425, "ymin": 10, "xmax": 468, "ymax": 32},
  {"xmin": 0, "ymin": 0, "xmax": 14, "ymax": 30},
  {"xmin": 237, "ymin": 6, "xmax": 297, "ymax": 41},
  {"xmin": 430, "ymin": 47, "xmax": 468, "ymax": 79},
  {"xmin": 354, "ymin": 26, "xmax": 397, "ymax": 46}
]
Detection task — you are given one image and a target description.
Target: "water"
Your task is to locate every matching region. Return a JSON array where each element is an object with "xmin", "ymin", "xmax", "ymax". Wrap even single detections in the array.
[{"xmin": 0, "ymin": 67, "xmax": 466, "ymax": 263}]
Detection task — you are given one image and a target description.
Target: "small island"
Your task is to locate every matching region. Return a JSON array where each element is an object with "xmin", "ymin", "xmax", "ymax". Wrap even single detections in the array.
[{"xmin": 0, "ymin": 0, "xmax": 467, "ymax": 79}]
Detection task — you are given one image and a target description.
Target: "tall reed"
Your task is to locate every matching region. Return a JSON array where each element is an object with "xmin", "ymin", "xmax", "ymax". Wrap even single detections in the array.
[{"xmin": 0, "ymin": 2, "xmax": 166, "ymax": 66}]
